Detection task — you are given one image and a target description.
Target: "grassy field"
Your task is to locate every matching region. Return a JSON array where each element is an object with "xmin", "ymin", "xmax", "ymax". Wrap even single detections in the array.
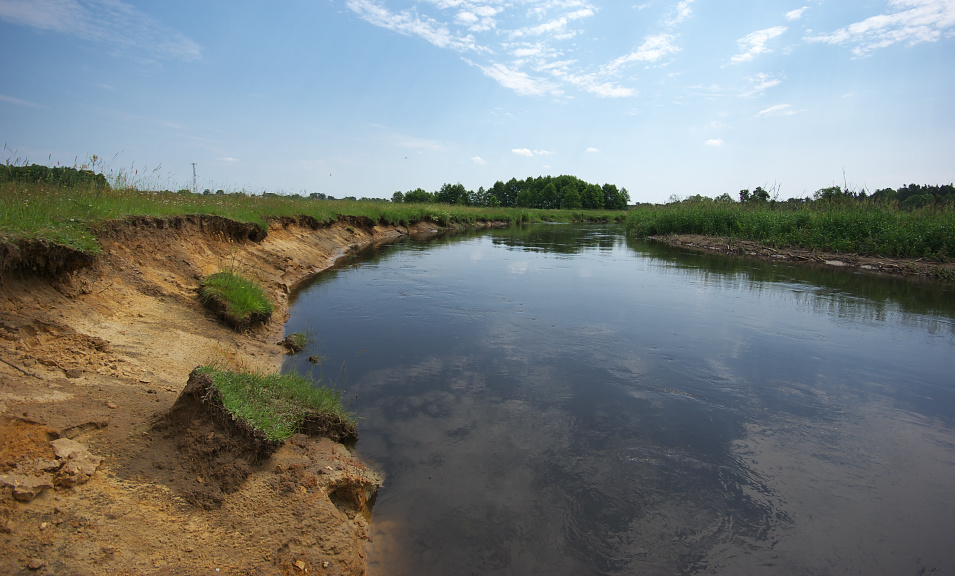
[
  {"xmin": 0, "ymin": 180, "xmax": 627, "ymax": 255},
  {"xmin": 625, "ymin": 201, "xmax": 955, "ymax": 260}
]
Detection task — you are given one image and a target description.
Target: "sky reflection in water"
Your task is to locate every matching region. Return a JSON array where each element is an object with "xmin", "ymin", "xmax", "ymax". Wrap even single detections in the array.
[{"xmin": 284, "ymin": 224, "xmax": 955, "ymax": 576}]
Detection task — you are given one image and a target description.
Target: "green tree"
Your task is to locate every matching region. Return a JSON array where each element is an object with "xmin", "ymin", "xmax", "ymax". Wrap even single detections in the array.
[
  {"xmin": 404, "ymin": 188, "xmax": 433, "ymax": 203},
  {"xmin": 391, "ymin": 191, "xmax": 405, "ymax": 203},
  {"xmin": 562, "ymin": 185, "xmax": 582, "ymax": 209}
]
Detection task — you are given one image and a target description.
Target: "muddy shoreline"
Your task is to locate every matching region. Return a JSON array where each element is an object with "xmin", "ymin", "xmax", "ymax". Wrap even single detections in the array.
[
  {"xmin": 650, "ymin": 234, "xmax": 955, "ymax": 281},
  {"xmin": 0, "ymin": 215, "xmax": 457, "ymax": 575}
]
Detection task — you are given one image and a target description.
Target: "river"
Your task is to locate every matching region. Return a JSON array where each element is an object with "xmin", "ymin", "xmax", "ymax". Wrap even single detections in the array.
[{"xmin": 283, "ymin": 223, "xmax": 955, "ymax": 576}]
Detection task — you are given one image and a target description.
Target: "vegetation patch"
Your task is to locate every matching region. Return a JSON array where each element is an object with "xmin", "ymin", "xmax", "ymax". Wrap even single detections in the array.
[
  {"xmin": 193, "ymin": 365, "xmax": 356, "ymax": 443},
  {"xmin": 282, "ymin": 331, "xmax": 308, "ymax": 354},
  {"xmin": 200, "ymin": 270, "xmax": 274, "ymax": 329},
  {"xmin": 626, "ymin": 199, "xmax": 955, "ymax": 261}
]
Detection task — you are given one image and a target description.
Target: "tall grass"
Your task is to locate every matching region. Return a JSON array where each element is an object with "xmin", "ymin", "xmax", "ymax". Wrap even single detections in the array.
[
  {"xmin": 0, "ymin": 180, "xmax": 628, "ymax": 255},
  {"xmin": 625, "ymin": 201, "xmax": 955, "ymax": 260}
]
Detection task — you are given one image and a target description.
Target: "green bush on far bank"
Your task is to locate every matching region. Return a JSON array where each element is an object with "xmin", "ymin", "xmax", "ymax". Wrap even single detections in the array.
[{"xmin": 625, "ymin": 201, "xmax": 955, "ymax": 260}]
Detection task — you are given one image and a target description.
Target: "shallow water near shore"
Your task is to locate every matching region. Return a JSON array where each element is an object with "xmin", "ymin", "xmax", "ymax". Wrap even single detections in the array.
[{"xmin": 284, "ymin": 223, "xmax": 955, "ymax": 575}]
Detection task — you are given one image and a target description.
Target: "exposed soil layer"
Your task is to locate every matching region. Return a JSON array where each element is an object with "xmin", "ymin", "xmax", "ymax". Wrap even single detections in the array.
[
  {"xmin": 0, "ymin": 215, "xmax": 453, "ymax": 575},
  {"xmin": 650, "ymin": 234, "xmax": 955, "ymax": 280}
]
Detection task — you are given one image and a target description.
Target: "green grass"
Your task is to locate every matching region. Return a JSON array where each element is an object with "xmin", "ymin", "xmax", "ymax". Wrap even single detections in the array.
[
  {"xmin": 0, "ymin": 181, "xmax": 628, "ymax": 254},
  {"xmin": 200, "ymin": 270, "xmax": 274, "ymax": 327},
  {"xmin": 194, "ymin": 365, "xmax": 353, "ymax": 442},
  {"xmin": 625, "ymin": 201, "xmax": 955, "ymax": 260}
]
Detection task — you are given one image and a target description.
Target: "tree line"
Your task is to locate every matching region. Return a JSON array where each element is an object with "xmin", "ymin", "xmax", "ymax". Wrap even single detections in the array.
[
  {"xmin": 672, "ymin": 183, "xmax": 955, "ymax": 210},
  {"xmin": 391, "ymin": 175, "xmax": 630, "ymax": 210},
  {"xmin": 0, "ymin": 163, "xmax": 110, "ymax": 189}
]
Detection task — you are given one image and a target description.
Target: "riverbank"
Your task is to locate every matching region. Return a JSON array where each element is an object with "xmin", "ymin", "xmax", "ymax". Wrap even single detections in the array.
[
  {"xmin": 650, "ymin": 234, "xmax": 955, "ymax": 281},
  {"xmin": 0, "ymin": 215, "xmax": 456, "ymax": 575}
]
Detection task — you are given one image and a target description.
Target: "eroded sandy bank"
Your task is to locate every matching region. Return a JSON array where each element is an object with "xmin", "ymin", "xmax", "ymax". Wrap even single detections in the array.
[{"xmin": 0, "ymin": 215, "xmax": 445, "ymax": 575}]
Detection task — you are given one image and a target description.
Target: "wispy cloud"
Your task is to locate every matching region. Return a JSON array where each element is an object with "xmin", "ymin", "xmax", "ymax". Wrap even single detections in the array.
[
  {"xmin": 345, "ymin": 0, "xmax": 482, "ymax": 52},
  {"xmin": 731, "ymin": 26, "xmax": 788, "ymax": 62},
  {"xmin": 347, "ymin": 0, "xmax": 695, "ymax": 98},
  {"xmin": 785, "ymin": 6, "xmax": 809, "ymax": 21},
  {"xmin": 756, "ymin": 103, "xmax": 797, "ymax": 117},
  {"xmin": 806, "ymin": 0, "xmax": 955, "ymax": 57},
  {"xmin": 665, "ymin": 0, "xmax": 695, "ymax": 26},
  {"xmin": 705, "ymin": 138, "xmax": 724, "ymax": 147},
  {"xmin": 740, "ymin": 72, "xmax": 782, "ymax": 97},
  {"xmin": 0, "ymin": 0, "xmax": 201, "ymax": 61},
  {"xmin": 471, "ymin": 61, "xmax": 561, "ymax": 97},
  {"xmin": 586, "ymin": 147, "xmax": 601, "ymax": 153},
  {"xmin": 471, "ymin": 155, "xmax": 487, "ymax": 165},
  {"xmin": 607, "ymin": 33, "xmax": 681, "ymax": 72},
  {"xmin": 512, "ymin": 148, "xmax": 553, "ymax": 157},
  {"xmin": 0, "ymin": 93, "xmax": 45, "ymax": 108}
]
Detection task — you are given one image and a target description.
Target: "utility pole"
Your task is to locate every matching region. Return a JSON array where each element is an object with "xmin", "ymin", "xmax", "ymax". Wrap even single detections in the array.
[{"xmin": 192, "ymin": 163, "xmax": 197, "ymax": 194}]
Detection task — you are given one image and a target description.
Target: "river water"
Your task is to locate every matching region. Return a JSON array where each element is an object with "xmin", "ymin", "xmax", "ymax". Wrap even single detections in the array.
[{"xmin": 283, "ymin": 224, "xmax": 955, "ymax": 576}]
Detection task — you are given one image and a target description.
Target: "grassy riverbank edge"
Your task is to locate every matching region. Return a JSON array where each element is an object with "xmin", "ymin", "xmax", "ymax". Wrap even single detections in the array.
[
  {"xmin": 0, "ymin": 181, "xmax": 628, "ymax": 258},
  {"xmin": 625, "ymin": 201, "xmax": 955, "ymax": 262}
]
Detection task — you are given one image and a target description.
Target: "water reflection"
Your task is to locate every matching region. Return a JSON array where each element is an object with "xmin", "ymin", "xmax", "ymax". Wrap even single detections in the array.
[{"xmin": 285, "ymin": 224, "xmax": 955, "ymax": 575}]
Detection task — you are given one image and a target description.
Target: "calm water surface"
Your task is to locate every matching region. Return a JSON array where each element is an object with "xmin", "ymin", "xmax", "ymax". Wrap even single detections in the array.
[{"xmin": 284, "ymin": 224, "xmax": 955, "ymax": 576}]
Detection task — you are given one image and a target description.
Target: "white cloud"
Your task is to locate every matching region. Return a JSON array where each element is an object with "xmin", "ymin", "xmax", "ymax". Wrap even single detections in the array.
[
  {"xmin": 806, "ymin": 0, "xmax": 955, "ymax": 56},
  {"xmin": 512, "ymin": 148, "xmax": 554, "ymax": 157},
  {"xmin": 0, "ymin": 0, "xmax": 201, "ymax": 61},
  {"xmin": 731, "ymin": 26, "xmax": 788, "ymax": 62},
  {"xmin": 607, "ymin": 33, "xmax": 681, "ymax": 71},
  {"xmin": 345, "ymin": 0, "xmax": 481, "ymax": 52},
  {"xmin": 705, "ymin": 138, "xmax": 724, "ymax": 147},
  {"xmin": 586, "ymin": 147, "xmax": 601, "ymax": 153},
  {"xmin": 345, "ymin": 0, "xmax": 682, "ymax": 98},
  {"xmin": 740, "ymin": 72, "xmax": 782, "ymax": 97},
  {"xmin": 218, "ymin": 157, "xmax": 239, "ymax": 163},
  {"xmin": 666, "ymin": 0, "xmax": 695, "ymax": 26},
  {"xmin": 756, "ymin": 103, "xmax": 797, "ymax": 117},
  {"xmin": 785, "ymin": 6, "xmax": 809, "ymax": 21},
  {"xmin": 471, "ymin": 61, "xmax": 560, "ymax": 96},
  {"xmin": 471, "ymin": 156, "xmax": 487, "ymax": 165},
  {"xmin": 0, "ymin": 93, "xmax": 45, "ymax": 108}
]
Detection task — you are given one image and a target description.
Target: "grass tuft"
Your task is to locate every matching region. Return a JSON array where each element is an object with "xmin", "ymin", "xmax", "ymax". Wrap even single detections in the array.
[
  {"xmin": 195, "ymin": 365, "xmax": 354, "ymax": 442},
  {"xmin": 200, "ymin": 270, "xmax": 274, "ymax": 328}
]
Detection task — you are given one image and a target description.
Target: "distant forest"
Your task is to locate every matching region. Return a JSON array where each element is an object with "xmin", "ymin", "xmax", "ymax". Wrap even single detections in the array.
[
  {"xmin": 391, "ymin": 175, "xmax": 630, "ymax": 210},
  {"xmin": 0, "ymin": 163, "xmax": 110, "ymax": 189},
  {"xmin": 678, "ymin": 183, "xmax": 955, "ymax": 210}
]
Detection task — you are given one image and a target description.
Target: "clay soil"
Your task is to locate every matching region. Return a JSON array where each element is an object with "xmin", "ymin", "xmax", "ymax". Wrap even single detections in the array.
[
  {"xmin": 0, "ymin": 215, "xmax": 446, "ymax": 575},
  {"xmin": 651, "ymin": 234, "xmax": 955, "ymax": 280}
]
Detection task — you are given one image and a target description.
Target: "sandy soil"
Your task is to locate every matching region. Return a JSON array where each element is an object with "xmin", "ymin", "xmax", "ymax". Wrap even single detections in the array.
[
  {"xmin": 650, "ymin": 234, "xmax": 955, "ymax": 280},
  {"xmin": 0, "ymin": 215, "xmax": 443, "ymax": 575}
]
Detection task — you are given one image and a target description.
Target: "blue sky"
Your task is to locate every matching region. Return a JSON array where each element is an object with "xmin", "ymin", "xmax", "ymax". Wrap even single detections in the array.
[{"xmin": 1, "ymin": 0, "xmax": 953, "ymax": 203}]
